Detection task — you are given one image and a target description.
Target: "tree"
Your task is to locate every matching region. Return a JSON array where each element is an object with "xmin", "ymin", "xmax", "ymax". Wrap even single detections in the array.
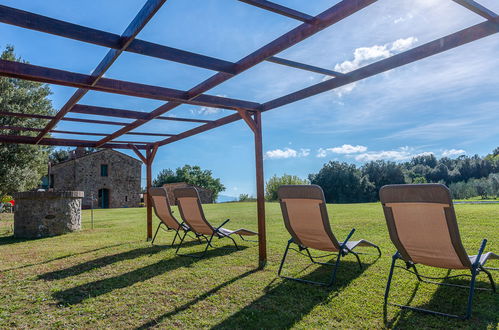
[
  {"xmin": 0, "ymin": 46, "xmax": 55, "ymax": 197},
  {"xmin": 153, "ymin": 165, "xmax": 225, "ymax": 200},
  {"xmin": 361, "ymin": 160, "xmax": 405, "ymax": 192},
  {"xmin": 309, "ymin": 161, "xmax": 370, "ymax": 203},
  {"xmin": 49, "ymin": 148, "xmax": 71, "ymax": 164},
  {"xmin": 265, "ymin": 174, "xmax": 308, "ymax": 201}
]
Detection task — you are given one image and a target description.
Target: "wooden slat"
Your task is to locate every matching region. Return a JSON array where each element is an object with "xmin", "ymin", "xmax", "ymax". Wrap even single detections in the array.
[
  {"xmin": 33, "ymin": 0, "xmax": 167, "ymax": 143},
  {"xmin": 0, "ymin": 4, "xmax": 236, "ymax": 73},
  {"xmin": 0, "ymin": 110, "xmax": 131, "ymax": 126},
  {"xmin": 266, "ymin": 56, "xmax": 343, "ymax": 77},
  {"xmin": 452, "ymin": 0, "xmax": 498, "ymax": 20},
  {"xmin": 0, "ymin": 59, "xmax": 260, "ymax": 111},
  {"xmin": 98, "ymin": 0, "xmax": 377, "ymax": 146},
  {"xmin": 0, "ymin": 134, "xmax": 147, "ymax": 149},
  {"xmin": 237, "ymin": 0, "xmax": 314, "ymax": 22},
  {"xmin": 0, "ymin": 123, "xmax": 173, "ymax": 137},
  {"xmin": 71, "ymin": 104, "xmax": 212, "ymax": 123}
]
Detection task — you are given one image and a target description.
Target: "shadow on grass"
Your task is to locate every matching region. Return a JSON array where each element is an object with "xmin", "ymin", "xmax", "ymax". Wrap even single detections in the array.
[
  {"xmin": 210, "ymin": 256, "xmax": 378, "ymax": 329},
  {"xmin": 384, "ymin": 268, "xmax": 498, "ymax": 329},
  {"xmin": 0, "ymin": 235, "xmax": 29, "ymax": 246},
  {"xmin": 52, "ymin": 245, "xmax": 248, "ymax": 306},
  {"xmin": 135, "ymin": 268, "xmax": 260, "ymax": 330},
  {"xmin": 0, "ymin": 241, "xmax": 137, "ymax": 273},
  {"xmin": 38, "ymin": 240, "xmax": 205, "ymax": 281}
]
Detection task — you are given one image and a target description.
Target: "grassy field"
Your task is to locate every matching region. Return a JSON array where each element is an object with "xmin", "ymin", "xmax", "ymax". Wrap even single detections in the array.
[{"xmin": 0, "ymin": 202, "xmax": 497, "ymax": 329}]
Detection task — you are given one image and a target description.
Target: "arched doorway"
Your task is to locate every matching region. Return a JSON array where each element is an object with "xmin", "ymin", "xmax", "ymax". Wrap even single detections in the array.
[{"xmin": 98, "ymin": 188, "xmax": 110, "ymax": 208}]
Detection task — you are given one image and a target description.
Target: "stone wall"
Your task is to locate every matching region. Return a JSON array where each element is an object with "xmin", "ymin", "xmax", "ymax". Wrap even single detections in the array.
[
  {"xmin": 51, "ymin": 149, "xmax": 141, "ymax": 208},
  {"xmin": 13, "ymin": 191, "xmax": 83, "ymax": 238}
]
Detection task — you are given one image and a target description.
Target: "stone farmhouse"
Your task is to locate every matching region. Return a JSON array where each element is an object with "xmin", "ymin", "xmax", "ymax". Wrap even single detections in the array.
[{"xmin": 50, "ymin": 148, "xmax": 142, "ymax": 209}]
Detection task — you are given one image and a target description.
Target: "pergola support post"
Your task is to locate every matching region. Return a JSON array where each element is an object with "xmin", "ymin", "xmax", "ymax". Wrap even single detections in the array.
[
  {"xmin": 253, "ymin": 112, "xmax": 267, "ymax": 268},
  {"xmin": 145, "ymin": 144, "xmax": 159, "ymax": 240},
  {"xmin": 236, "ymin": 109, "xmax": 266, "ymax": 268},
  {"xmin": 131, "ymin": 143, "xmax": 158, "ymax": 240}
]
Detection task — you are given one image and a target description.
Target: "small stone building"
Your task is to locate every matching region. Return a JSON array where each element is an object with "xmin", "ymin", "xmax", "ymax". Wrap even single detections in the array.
[
  {"xmin": 162, "ymin": 182, "xmax": 214, "ymax": 205},
  {"xmin": 51, "ymin": 148, "xmax": 142, "ymax": 208}
]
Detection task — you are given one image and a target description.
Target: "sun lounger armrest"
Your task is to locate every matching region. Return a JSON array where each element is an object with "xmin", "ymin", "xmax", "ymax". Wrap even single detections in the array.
[
  {"xmin": 215, "ymin": 219, "xmax": 230, "ymax": 231},
  {"xmin": 339, "ymin": 228, "xmax": 356, "ymax": 255},
  {"xmin": 473, "ymin": 239, "xmax": 487, "ymax": 268}
]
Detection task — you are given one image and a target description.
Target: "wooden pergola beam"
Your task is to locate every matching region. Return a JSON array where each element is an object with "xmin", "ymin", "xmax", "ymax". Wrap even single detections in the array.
[
  {"xmin": 0, "ymin": 134, "xmax": 148, "ymax": 149},
  {"xmin": 0, "ymin": 60, "xmax": 261, "ymax": 112},
  {"xmin": 98, "ymin": 0, "xmax": 377, "ymax": 147},
  {"xmin": 71, "ymin": 104, "xmax": 213, "ymax": 123},
  {"xmin": 452, "ymin": 0, "xmax": 498, "ymax": 20},
  {"xmin": 237, "ymin": 0, "xmax": 314, "ymax": 22},
  {"xmin": 0, "ymin": 110, "xmax": 131, "ymax": 126},
  {"xmin": 266, "ymin": 56, "xmax": 344, "ymax": 77},
  {"xmin": 33, "ymin": 0, "xmax": 167, "ymax": 143},
  {"xmin": 0, "ymin": 125, "xmax": 174, "ymax": 137},
  {"xmin": 0, "ymin": 4, "xmax": 236, "ymax": 73}
]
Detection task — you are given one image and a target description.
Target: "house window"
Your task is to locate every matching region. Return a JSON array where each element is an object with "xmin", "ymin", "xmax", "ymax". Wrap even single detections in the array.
[
  {"xmin": 100, "ymin": 164, "xmax": 108, "ymax": 177},
  {"xmin": 49, "ymin": 174, "xmax": 54, "ymax": 188},
  {"xmin": 125, "ymin": 196, "xmax": 128, "ymax": 202}
]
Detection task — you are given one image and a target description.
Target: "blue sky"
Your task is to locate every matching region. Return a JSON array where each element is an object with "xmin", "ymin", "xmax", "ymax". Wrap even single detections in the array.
[{"xmin": 1, "ymin": 0, "xmax": 499, "ymax": 197}]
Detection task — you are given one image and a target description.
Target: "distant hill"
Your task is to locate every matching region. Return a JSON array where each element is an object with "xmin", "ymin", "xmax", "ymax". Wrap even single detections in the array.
[{"xmin": 217, "ymin": 195, "xmax": 238, "ymax": 203}]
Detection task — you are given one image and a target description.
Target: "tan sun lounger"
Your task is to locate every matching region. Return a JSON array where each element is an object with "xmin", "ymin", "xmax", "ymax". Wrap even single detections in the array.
[
  {"xmin": 173, "ymin": 187, "xmax": 257, "ymax": 257},
  {"xmin": 148, "ymin": 187, "xmax": 190, "ymax": 246},
  {"xmin": 277, "ymin": 185, "xmax": 381, "ymax": 286},
  {"xmin": 380, "ymin": 184, "xmax": 497, "ymax": 319}
]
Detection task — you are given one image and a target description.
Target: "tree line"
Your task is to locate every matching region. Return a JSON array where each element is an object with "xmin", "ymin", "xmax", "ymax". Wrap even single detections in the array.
[{"xmin": 264, "ymin": 147, "xmax": 499, "ymax": 202}]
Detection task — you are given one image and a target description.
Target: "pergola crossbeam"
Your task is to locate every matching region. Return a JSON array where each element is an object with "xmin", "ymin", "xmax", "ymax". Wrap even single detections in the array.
[
  {"xmin": 71, "ymin": 104, "xmax": 213, "ymax": 123},
  {"xmin": 452, "ymin": 0, "xmax": 498, "ymax": 20},
  {"xmin": 237, "ymin": 0, "xmax": 314, "ymax": 22},
  {"xmin": 0, "ymin": 4, "xmax": 236, "ymax": 73},
  {"xmin": 0, "ymin": 134, "xmax": 148, "ymax": 149},
  {"xmin": 0, "ymin": 60, "xmax": 261, "ymax": 111},
  {"xmin": 266, "ymin": 56, "xmax": 344, "ymax": 77},
  {"xmin": 0, "ymin": 125, "xmax": 174, "ymax": 138}
]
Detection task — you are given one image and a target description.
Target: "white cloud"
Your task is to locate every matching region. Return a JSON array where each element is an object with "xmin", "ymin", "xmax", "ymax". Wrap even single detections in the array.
[
  {"xmin": 317, "ymin": 144, "xmax": 367, "ymax": 157},
  {"xmin": 330, "ymin": 37, "xmax": 418, "ymax": 96},
  {"xmin": 442, "ymin": 149, "xmax": 466, "ymax": 157},
  {"xmin": 391, "ymin": 37, "xmax": 418, "ymax": 52},
  {"xmin": 265, "ymin": 148, "xmax": 310, "ymax": 160},
  {"xmin": 354, "ymin": 147, "xmax": 433, "ymax": 162},
  {"xmin": 190, "ymin": 95, "xmax": 228, "ymax": 116}
]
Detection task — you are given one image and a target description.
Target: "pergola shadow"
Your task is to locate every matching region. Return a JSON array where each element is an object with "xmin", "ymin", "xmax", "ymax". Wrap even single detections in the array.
[
  {"xmin": 0, "ymin": 241, "xmax": 135, "ymax": 273},
  {"xmin": 51, "ymin": 245, "xmax": 247, "ymax": 306},
  {"xmin": 384, "ymin": 270, "xmax": 498, "ymax": 328},
  {"xmin": 211, "ymin": 258, "xmax": 376, "ymax": 329}
]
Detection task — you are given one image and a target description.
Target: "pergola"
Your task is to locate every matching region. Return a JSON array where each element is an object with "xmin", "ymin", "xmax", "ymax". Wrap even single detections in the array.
[{"xmin": 0, "ymin": 0, "xmax": 497, "ymax": 267}]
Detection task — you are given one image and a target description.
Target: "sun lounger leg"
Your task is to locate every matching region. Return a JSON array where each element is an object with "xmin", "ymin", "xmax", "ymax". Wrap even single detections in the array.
[
  {"xmin": 278, "ymin": 239, "xmax": 292, "ymax": 277},
  {"xmin": 384, "ymin": 252, "xmax": 398, "ymax": 309},
  {"xmin": 170, "ymin": 229, "xmax": 180, "ymax": 247},
  {"xmin": 481, "ymin": 267, "xmax": 496, "ymax": 292},
  {"xmin": 348, "ymin": 249, "xmax": 362, "ymax": 270},
  {"xmin": 327, "ymin": 252, "xmax": 343, "ymax": 287},
  {"xmin": 175, "ymin": 231, "xmax": 189, "ymax": 254},
  {"xmin": 151, "ymin": 222, "xmax": 163, "ymax": 245}
]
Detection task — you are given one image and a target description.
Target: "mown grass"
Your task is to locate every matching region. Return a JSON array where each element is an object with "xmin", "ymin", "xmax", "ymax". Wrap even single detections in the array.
[{"xmin": 0, "ymin": 202, "xmax": 497, "ymax": 329}]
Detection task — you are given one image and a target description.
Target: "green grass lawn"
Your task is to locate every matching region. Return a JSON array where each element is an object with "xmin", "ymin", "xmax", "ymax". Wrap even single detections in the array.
[{"xmin": 0, "ymin": 202, "xmax": 497, "ymax": 329}]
